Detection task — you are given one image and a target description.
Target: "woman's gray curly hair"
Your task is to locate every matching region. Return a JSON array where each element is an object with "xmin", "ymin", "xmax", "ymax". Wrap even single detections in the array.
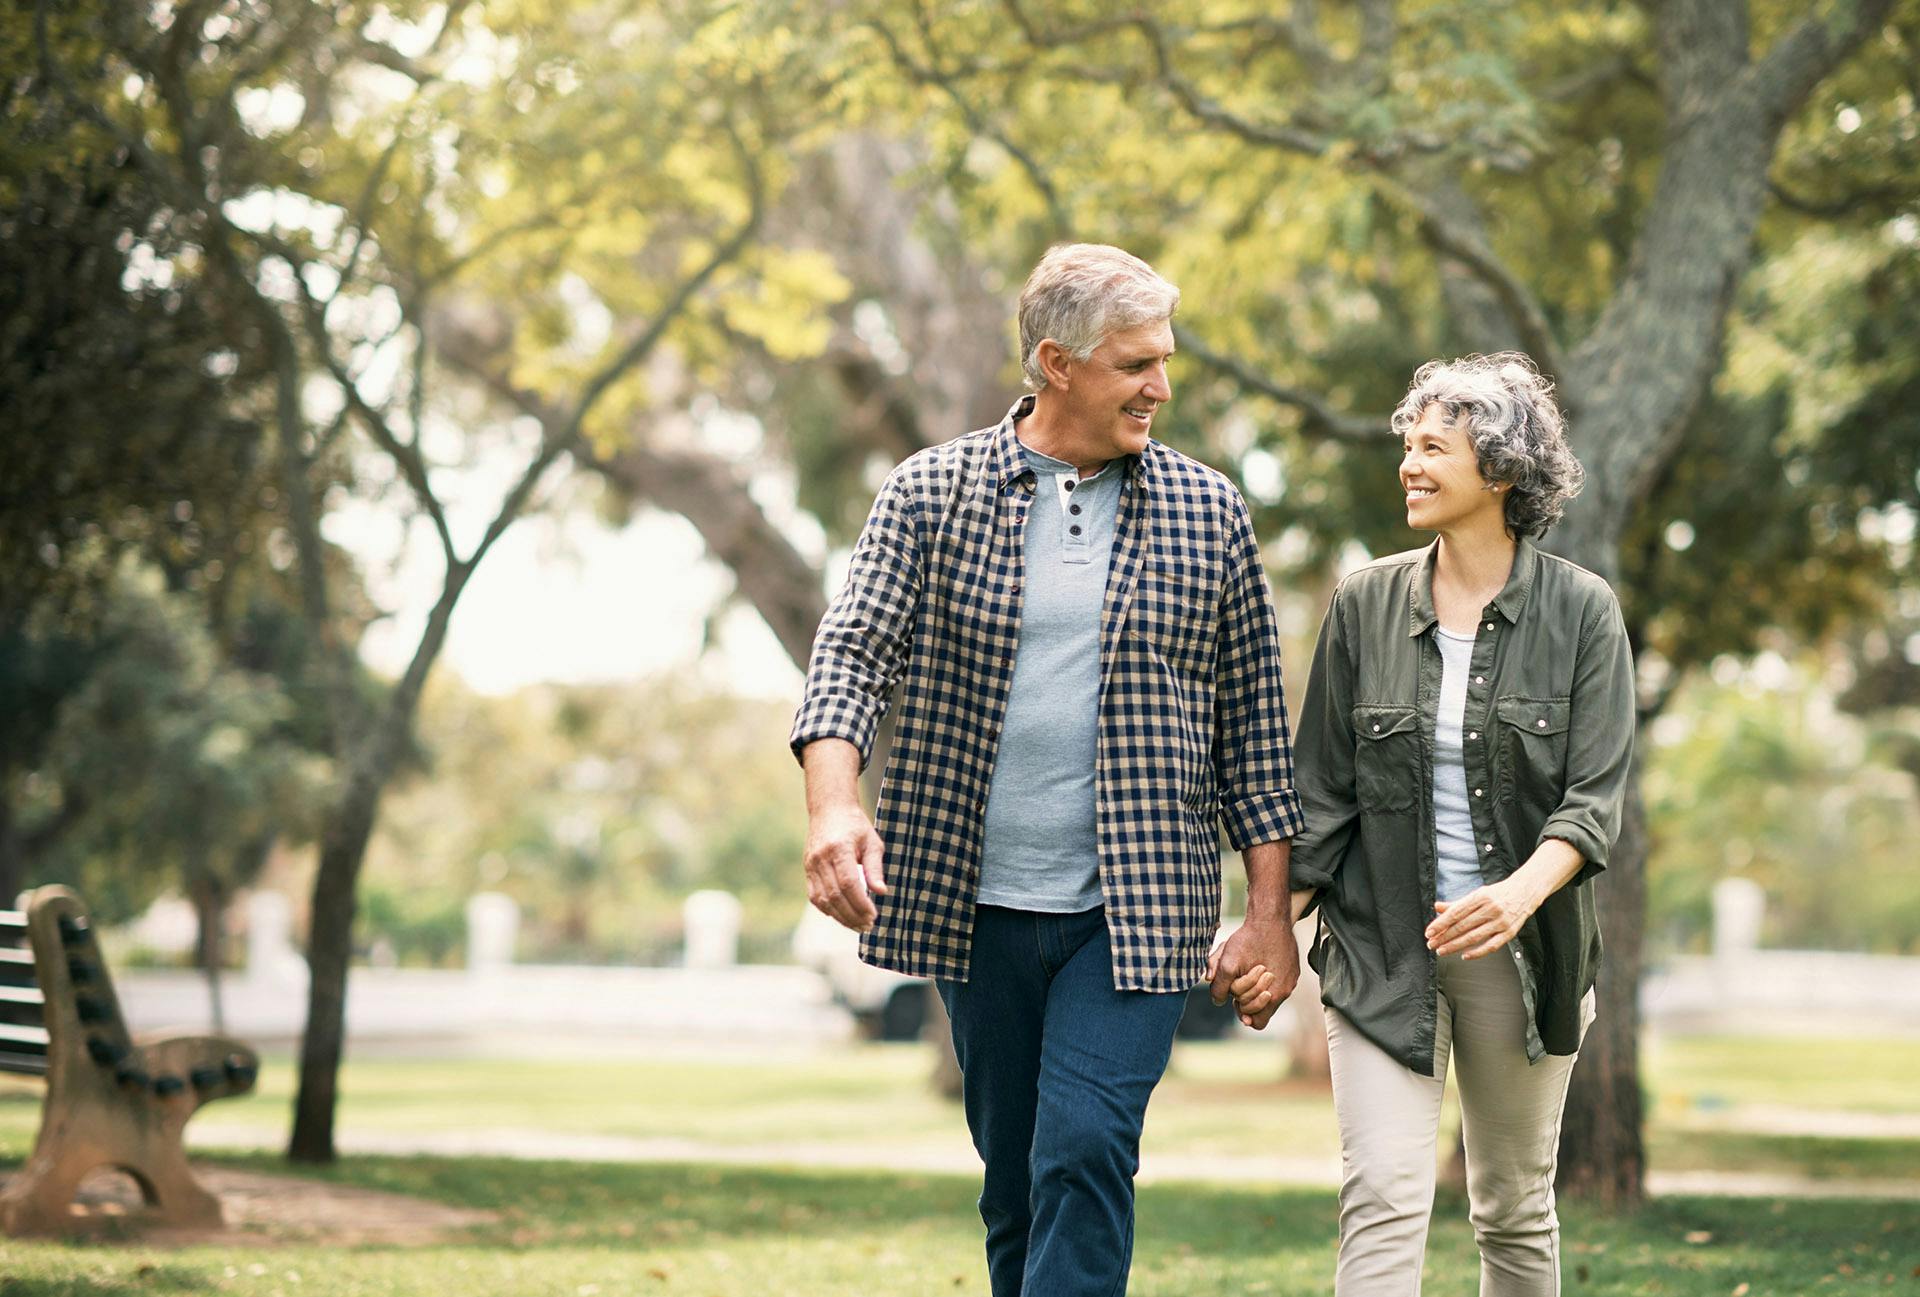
[
  {"xmin": 1390, "ymin": 352, "xmax": 1584, "ymax": 538},
  {"xmin": 1017, "ymin": 244, "xmax": 1180, "ymax": 392}
]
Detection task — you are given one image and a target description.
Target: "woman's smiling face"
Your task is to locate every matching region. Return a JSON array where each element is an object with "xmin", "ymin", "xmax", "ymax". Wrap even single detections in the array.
[{"xmin": 1400, "ymin": 402, "xmax": 1506, "ymax": 533}]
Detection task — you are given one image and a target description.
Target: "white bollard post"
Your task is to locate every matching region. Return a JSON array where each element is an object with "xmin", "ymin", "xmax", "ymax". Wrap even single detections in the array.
[
  {"xmin": 683, "ymin": 890, "xmax": 743, "ymax": 969},
  {"xmin": 466, "ymin": 892, "xmax": 520, "ymax": 975},
  {"xmin": 1711, "ymin": 877, "xmax": 1766, "ymax": 961},
  {"xmin": 245, "ymin": 890, "xmax": 301, "ymax": 982}
]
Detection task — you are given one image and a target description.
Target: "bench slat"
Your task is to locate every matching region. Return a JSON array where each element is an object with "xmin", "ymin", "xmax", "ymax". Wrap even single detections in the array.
[
  {"xmin": 0, "ymin": 909, "xmax": 24, "ymax": 929},
  {"xmin": 0, "ymin": 1050, "xmax": 48, "ymax": 1076},
  {"xmin": 0, "ymin": 1023, "xmax": 49, "ymax": 1048},
  {"xmin": 0, "ymin": 986, "xmax": 45, "ymax": 1006},
  {"xmin": 0, "ymin": 948, "xmax": 33, "ymax": 965}
]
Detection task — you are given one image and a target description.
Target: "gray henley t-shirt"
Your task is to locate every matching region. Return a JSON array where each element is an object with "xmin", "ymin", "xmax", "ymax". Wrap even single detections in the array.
[{"xmin": 975, "ymin": 438, "xmax": 1125, "ymax": 912}]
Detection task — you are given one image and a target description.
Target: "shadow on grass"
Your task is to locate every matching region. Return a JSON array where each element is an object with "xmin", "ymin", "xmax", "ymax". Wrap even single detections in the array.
[{"xmin": 0, "ymin": 1266, "xmax": 211, "ymax": 1295}]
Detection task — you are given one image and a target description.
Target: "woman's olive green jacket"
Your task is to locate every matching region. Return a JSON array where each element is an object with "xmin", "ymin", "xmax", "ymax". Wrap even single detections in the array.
[{"xmin": 1290, "ymin": 539, "xmax": 1635, "ymax": 1075}]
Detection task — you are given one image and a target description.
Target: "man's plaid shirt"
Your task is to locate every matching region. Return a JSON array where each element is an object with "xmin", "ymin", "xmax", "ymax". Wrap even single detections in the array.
[{"xmin": 790, "ymin": 397, "xmax": 1305, "ymax": 992}]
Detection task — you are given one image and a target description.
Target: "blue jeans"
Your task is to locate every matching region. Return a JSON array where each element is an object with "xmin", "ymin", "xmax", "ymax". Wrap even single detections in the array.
[{"xmin": 937, "ymin": 905, "xmax": 1188, "ymax": 1297}]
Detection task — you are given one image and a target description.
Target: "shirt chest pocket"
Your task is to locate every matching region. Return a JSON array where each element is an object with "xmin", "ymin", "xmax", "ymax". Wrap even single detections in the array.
[
  {"xmin": 1494, "ymin": 694, "xmax": 1571, "ymax": 809},
  {"xmin": 1130, "ymin": 560, "xmax": 1218, "ymax": 672},
  {"xmin": 1352, "ymin": 704, "xmax": 1419, "ymax": 814}
]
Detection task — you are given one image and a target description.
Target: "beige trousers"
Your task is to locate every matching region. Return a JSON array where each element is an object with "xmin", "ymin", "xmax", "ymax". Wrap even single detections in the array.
[{"xmin": 1325, "ymin": 950, "xmax": 1593, "ymax": 1297}]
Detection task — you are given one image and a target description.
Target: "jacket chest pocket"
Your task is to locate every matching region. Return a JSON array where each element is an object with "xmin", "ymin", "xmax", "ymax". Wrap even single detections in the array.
[
  {"xmin": 1494, "ymin": 694, "xmax": 1570, "ymax": 810},
  {"xmin": 1352, "ymin": 704, "xmax": 1419, "ymax": 814}
]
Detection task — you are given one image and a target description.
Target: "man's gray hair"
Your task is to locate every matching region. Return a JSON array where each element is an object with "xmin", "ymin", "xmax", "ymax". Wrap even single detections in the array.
[
  {"xmin": 1390, "ymin": 352, "xmax": 1584, "ymax": 539},
  {"xmin": 1017, "ymin": 244, "xmax": 1180, "ymax": 392}
]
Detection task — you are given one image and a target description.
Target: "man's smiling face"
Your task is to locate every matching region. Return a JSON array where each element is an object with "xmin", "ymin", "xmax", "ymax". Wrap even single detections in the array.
[{"xmin": 1054, "ymin": 319, "xmax": 1176, "ymax": 460}]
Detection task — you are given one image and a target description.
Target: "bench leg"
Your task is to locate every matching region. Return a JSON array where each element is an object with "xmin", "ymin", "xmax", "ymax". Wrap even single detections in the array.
[{"xmin": 0, "ymin": 1105, "xmax": 225, "ymax": 1235}]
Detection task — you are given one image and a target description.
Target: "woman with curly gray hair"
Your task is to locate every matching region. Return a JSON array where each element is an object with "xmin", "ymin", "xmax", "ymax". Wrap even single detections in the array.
[{"xmin": 1237, "ymin": 353, "xmax": 1636, "ymax": 1294}]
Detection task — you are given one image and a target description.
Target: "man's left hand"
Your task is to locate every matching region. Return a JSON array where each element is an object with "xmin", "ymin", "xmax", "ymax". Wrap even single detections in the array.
[{"xmin": 1205, "ymin": 918, "xmax": 1298, "ymax": 1030}]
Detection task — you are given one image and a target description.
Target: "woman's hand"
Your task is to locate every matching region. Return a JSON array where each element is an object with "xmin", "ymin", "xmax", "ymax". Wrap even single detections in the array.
[
  {"xmin": 1429, "ymin": 839, "xmax": 1588, "ymax": 958},
  {"xmin": 1425, "ymin": 878, "xmax": 1539, "ymax": 959},
  {"xmin": 1228, "ymin": 965, "xmax": 1281, "ymax": 1027}
]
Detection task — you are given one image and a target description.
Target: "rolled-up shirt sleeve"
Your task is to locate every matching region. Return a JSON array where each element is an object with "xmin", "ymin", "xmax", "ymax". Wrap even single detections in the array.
[
  {"xmin": 1538, "ymin": 593, "xmax": 1635, "ymax": 880},
  {"xmin": 789, "ymin": 467, "xmax": 923, "ymax": 770},
  {"xmin": 1211, "ymin": 494, "xmax": 1305, "ymax": 849},
  {"xmin": 1289, "ymin": 582, "xmax": 1360, "ymax": 892}
]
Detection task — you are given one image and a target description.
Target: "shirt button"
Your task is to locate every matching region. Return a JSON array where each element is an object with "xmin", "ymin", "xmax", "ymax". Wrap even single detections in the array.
[
  {"xmin": 1069, "ymin": 525, "xmax": 1082, "ymax": 536},
  {"xmin": 1070, "ymin": 504, "xmax": 1083, "ymax": 515},
  {"xmin": 1064, "ymin": 480, "xmax": 1076, "ymax": 492}
]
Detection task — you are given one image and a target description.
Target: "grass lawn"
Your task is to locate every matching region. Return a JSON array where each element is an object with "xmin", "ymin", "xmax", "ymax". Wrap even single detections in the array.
[
  {"xmin": 0, "ymin": 1157, "xmax": 1915, "ymax": 1295},
  {"xmin": 8, "ymin": 1032, "xmax": 1909, "ymax": 1177},
  {"xmin": 2, "ymin": 1033, "xmax": 1917, "ymax": 1293}
]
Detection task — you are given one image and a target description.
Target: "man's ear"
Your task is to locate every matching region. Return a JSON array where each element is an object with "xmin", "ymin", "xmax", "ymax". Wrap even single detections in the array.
[{"xmin": 1036, "ymin": 339, "xmax": 1073, "ymax": 391}]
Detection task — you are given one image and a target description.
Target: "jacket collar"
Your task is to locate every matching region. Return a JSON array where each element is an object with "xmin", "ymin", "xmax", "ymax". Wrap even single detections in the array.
[{"xmin": 1407, "ymin": 536, "xmax": 1538, "ymax": 636}]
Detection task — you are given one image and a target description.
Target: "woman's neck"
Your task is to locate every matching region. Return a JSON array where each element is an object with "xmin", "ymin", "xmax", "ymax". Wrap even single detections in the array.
[{"xmin": 1434, "ymin": 518, "xmax": 1517, "ymax": 624}]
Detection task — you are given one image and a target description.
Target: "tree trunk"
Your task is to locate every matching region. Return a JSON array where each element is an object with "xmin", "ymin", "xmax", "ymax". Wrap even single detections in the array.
[
  {"xmin": 288, "ymin": 579, "xmax": 468, "ymax": 1163},
  {"xmin": 1286, "ymin": 914, "xmax": 1330, "ymax": 1083},
  {"xmin": 1554, "ymin": 758, "xmax": 1649, "ymax": 1206},
  {"xmin": 288, "ymin": 787, "xmax": 383, "ymax": 1163},
  {"xmin": 0, "ymin": 786, "xmax": 22, "ymax": 910},
  {"xmin": 189, "ymin": 873, "xmax": 228, "ymax": 1034}
]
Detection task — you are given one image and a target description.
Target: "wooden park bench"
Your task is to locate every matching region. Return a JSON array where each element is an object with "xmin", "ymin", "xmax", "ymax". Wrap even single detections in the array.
[{"xmin": 0, "ymin": 884, "xmax": 259, "ymax": 1235}]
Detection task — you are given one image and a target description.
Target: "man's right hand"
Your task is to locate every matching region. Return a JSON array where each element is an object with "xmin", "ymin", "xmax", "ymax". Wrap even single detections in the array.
[{"xmin": 804, "ymin": 803, "xmax": 889, "ymax": 933}]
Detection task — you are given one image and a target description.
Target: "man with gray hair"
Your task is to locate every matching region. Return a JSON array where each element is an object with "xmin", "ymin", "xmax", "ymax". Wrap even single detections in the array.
[{"xmin": 791, "ymin": 243, "xmax": 1305, "ymax": 1296}]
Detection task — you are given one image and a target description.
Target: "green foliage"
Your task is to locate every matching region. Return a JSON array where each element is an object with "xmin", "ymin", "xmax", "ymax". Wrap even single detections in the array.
[
  {"xmin": 24, "ymin": 565, "xmax": 331, "ymax": 924},
  {"xmin": 359, "ymin": 672, "xmax": 808, "ymax": 964},
  {"xmin": 1643, "ymin": 660, "xmax": 1920, "ymax": 954}
]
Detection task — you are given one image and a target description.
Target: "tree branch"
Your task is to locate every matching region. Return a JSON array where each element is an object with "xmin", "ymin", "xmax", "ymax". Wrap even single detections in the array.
[
  {"xmin": 1376, "ymin": 175, "xmax": 1571, "ymax": 385},
  {"xmin": 1749, "ymin": 0, "xmax": 1898, "ymax": 124},
  {"xmin": 465, "ymin": 124, "xmax": 768, "ymax": 571},
  {"xmin": 871, "ymin": 15, "xmax": 1070, "ymax": 235},
  {"xmin": 1173, "ymin": 325, "xmax": 1388, "ymax": 440}
]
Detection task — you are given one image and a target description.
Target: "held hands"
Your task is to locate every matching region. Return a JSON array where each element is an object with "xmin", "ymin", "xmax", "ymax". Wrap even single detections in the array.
[
  {"xmin": 1205, "ymin": 918, "xmax": 1299, "ymax": 1030},
  {"xmin": 1426, "ymin": 877, "xmax": 1539, "ymax": 959},
  {"xmin": 804, "ymin": 803, "xmax": 889, "ymax": 933}
]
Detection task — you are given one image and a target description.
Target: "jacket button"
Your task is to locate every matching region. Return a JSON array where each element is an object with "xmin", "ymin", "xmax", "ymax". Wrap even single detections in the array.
[
  {"xmin": 1474, "ymin": 675, "xmax": 1485, "ymax": 684},
  {"xmin": 1473, "ymin": 788, "xmax": 1483, "ymax": 797},
  {"xmin": 1371, "ymin": 723, "xmax": 1381, "ymax": 733},
  {"xmin": 1468, "ymin": 731, "xmax": 1479, "ymax": 741},
  {"xmin": 1537, "ymin": 718, "xmax": 1548, "ymax": 728},
  {"xmin": 1484, "ymin": 843, "xmax": 1494, "ymax": 854},
  {"xmin": 1485, "ymin": 622, "xmax": 1495, "ymax": 631}
]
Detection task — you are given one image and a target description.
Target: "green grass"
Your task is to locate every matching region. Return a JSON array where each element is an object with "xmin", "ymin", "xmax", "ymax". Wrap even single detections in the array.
[
  {"xmin": 3, "ymin": 1036, "xmax": 1920, "ymax": 1297},
  {"xmin": 3, "ymin": 1033, "xmax": 1918, "ymax": 1293},
  {"xmin": 1646, "ymin": 1034, "xmax": 1920, "ymax": 1115},
  {"xmin": 0, "ymin": 1157, "xmax": 1914, "ymax": 1296},
  {"xmin": 5, "ymin": 1032, "xmax": 1916, "ymax": 1181}
]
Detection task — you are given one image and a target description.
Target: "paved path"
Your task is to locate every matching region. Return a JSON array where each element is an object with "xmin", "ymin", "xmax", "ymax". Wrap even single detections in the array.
[{"xmin": 190, "ymin": 1124, "xmax": 1920, "ymax": 1202}]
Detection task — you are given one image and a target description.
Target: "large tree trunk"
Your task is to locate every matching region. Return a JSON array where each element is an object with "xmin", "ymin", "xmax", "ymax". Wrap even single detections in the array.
[{"xmin": 1556, "ymin": 765, "xmax": 1650, "ymax": 1206}]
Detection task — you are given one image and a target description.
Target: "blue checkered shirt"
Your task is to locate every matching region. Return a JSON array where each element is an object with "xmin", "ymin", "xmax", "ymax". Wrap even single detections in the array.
[{"xmin": 790, "ymin": 397, "xmax": 1305, "ymax": 991}]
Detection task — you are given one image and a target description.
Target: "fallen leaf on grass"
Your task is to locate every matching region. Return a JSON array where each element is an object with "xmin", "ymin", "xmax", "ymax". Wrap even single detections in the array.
[
  {"xmin": 1684, "ymin": 1231, "xmax": 1713, "ymax": 1245},
  {"xmin": 1732, "ymin": 1283, "xmax": 1749, "ymax": 1296}
]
